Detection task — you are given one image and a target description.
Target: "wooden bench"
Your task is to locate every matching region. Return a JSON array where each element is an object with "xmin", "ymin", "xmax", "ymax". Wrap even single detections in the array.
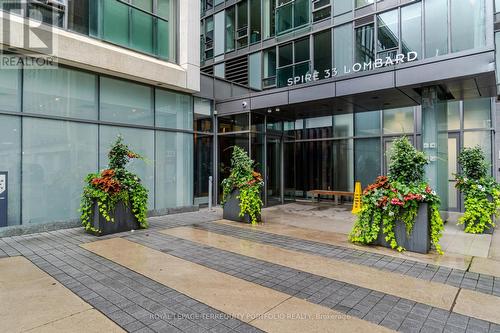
[{"xmin": 308, "ymin": 190, "xmax": 355, "ymax": 205}]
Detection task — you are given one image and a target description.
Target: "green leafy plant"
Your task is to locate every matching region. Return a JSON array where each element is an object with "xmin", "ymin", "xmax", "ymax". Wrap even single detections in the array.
[
  {"xmin": 349, "ymin": 137, "xmax": 444, "ymax": 254},
  {"xmin": 80, "ymin": 136, "xmax": 149, "ymax": 234},
  {"xmin": 221, "ymin": 146, "xmax": 264, "ymax": 224},
  {"xmin": 455, "ymin": 146, "xmax": 499, "ymax": 233}
]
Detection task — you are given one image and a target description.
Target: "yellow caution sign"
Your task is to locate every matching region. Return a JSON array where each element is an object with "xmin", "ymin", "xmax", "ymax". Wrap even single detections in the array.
[{"xmin": 352, "ymin": 182, "xmax": 362, "ymax": 214}]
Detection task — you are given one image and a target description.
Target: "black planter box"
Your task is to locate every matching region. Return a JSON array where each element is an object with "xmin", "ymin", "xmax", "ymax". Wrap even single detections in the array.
[
  {"xmin": 376, "ymin": 203, "xmax": 431, "ymax": 254},
  {"xmin": 88, "ymin": 200, "xmax": 140, "ymax": 236},
  {"xmin": 223, "ymin": 189, "xmax": 261, "ymax": 224}
]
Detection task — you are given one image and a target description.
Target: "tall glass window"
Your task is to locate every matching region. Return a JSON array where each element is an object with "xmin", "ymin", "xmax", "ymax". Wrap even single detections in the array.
[
  {"xmin": 383, "ymin": 107, "xmax": 414, "ymax": 134},
  {"xmin": 22, "ymin": 119, "xmax": 98, "ymax": 225},
  {"xmin": 425, "ymin": 0, "xmax": 448, "ymax": 58},
  {"xmin": 451, "ymin": 0, "xmax": 485, "ymax": 52},
  {"xmin": 250, "ymin": 0, "xmax": 262, "ymax": 43},
  {"xmin": 356, "ymin": 0, "xmax": 374, "ymax": 8},
  {"xmin": 102, "ymin": 0, "xmax": 129, "ymax": 47},
  {"xmin": 314, "ymin": 30, "xmax": 332, "ymax": 80},
  {"xmin": 263, "ymin": 48, "xmax": 277, "ymax": 88},
  {"xmin": 277, "ymin": 38, "xmax": 310, "ymax": 87},
  {"xmin": 68, "ymin": 0, "xmax": 90, "ymax": 35},
  {"xmin": 100, "ymin": 77, "xmax": 154, "ymax": 126},
  {"xmin": 0, "ymin": 115, "xmax": 21, "ymax": 226},
  {"xmin": 23, "ymin": 68, "xmax": 97, "ymax": 120},
  {"xmin": 225, "ymin": 7, "xmax": 236, "ymax": 52},
  {"xmin": 333, "ymin": 139, "xmax": 354, "ymax": 191},
  {"xmin": 355, "ymin": 138, "xmax": 381, "ymax": 188},
  {"xmin": 237, "ymin": 0, "xmax": 249, "ymax": 48},
  {"xmin": 249, "ymin": 52, "xmax": 262, "ymax": 90},
  {"xmin": 100, "ymin": 126, "xmax": 155, "ymax": 208},
  {"xmin": 333, "ymin": 114, "xmax": 353, "ymax": 137},
  {"xmin": 156, "ymin": 132, "xmax": 194, "ymax": 209},
  {"xmin": 463, "ymin": 98, "xmax": 491, "ymax": 129},
  {"xmin": 401, "ymin": 2, "xmax": 422, "ymax": 58},
  {"xmin": 355, "ymin": 111, "xmax": 381, "ymax": 136},
  {"xmin": 0, "ymin": 66, "xmax": 19, "ymax": 112},
  {"xmin": 276, "ymin": 0, "xmax": 310, "ymax": 35},
  {"xmin": 131, "ymin": 0, "xmax": 154, "ymax": 54},
  {"xmin": 355, "ymin": 24, "xmax": 374, "ymax": 64},
  {"xmin": 214, "ymin": 11, "xmax": 225, "ymax": 56},
  {"xmin": 263, "ymin": 0, "xmax": 276, "ymax": 38},
  {"xmin": 155, "ymin": 89, "xmax": 193, "ymax": 130},
  {"xmin": 205, "ymin": 16, "xmax": 214, "ymax": 59},
  {"xmin": 334, "ymin": 23, "xmax": 353, "ymax": 76},
  {"xmin": 377, "ymin": 10, "xmax": 399, "ymax": 59}
]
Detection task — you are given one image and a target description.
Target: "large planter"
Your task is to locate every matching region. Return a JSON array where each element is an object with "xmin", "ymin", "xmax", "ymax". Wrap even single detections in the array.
[
  {"xmin": 462, "ymin": 217, "xmax": 495, "ymax": 234},
  {"xmin": 223, "ymin": 189, "xmax": 261, "ymax": 223},
  {"xmin": 88, "ymin": 200, "xmax": 139, "ymax": 236},
  {"xmin": 376, "ymin": 203, "xmax": 431, "ymax": 254}
]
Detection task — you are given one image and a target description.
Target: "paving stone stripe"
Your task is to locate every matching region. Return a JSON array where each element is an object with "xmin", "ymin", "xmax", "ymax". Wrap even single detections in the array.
[
  {"xmin": 126, "ymin": 230, "xmax": 500, "ymax": 333},
  {"xmin": 194, "ymin": 222, "xmax": 500, "ymax": 297}
]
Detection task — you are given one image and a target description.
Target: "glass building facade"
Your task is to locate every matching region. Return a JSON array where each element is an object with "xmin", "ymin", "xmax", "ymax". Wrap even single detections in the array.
[{"xmin": 0, "ymin": 64, "xmax": 213, "ymax": 227}]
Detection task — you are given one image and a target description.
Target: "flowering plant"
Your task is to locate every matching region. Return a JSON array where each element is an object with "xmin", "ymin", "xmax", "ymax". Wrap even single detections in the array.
[
  {"xmin": 455, "ymin": 147, "xmax": 500, "ymax": 233},
  {"xmin": 221, "ymin": 146, "xmax": 264, "ymax": 224},
  {"xmin": 349, "ymin": 137, "xmax": 444, "ymax": 253},
  {"xmin": 80, "ymin": 136, "xmax": 149, "ymax": 233}
]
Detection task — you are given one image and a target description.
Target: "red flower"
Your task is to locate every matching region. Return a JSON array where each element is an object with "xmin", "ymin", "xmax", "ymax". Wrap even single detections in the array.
[
  {"xmin": 390, "ymin": 198, "xmax": 404, "ymax": 206},
  {"xmin": 425, "ymin": 185, "xmax": 432, "ymax": 194}
]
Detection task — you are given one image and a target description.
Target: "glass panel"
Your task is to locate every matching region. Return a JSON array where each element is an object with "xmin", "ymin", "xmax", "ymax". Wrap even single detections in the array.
[
  {"xmin": 334, "ymin": 0, "xmax": 353, "ymax": 16},
  {"xmin": 156, "ymin": 89, "xmax": 193, "ymax": 130},
  {"xmin": 263, "ymin": 48, "xmax": 277, "ymax": 79},
  {"xmin": 296, "ymin": 140, "xmax": 332, "ymax": 194},
  {"xmin": 277, "ymin": 65, "xmax": 293, "ymax": 87},
  {"xmin": 157, "ymin": 18, "xmax": 170, "ymax": 60},
  {"xmin": 355, "ymin": 111, "xmax": 381, "ymax": 136},
  {"xmin": 305, "ymin": 116, "xmax": 333, "ymax": 139},
  {"xmin": 448, "ymin": 137, "xmax": 458, "ymax": 209},
  {"xmin": 100, "ymin": 77, "xmax": 153, "ymax": 126},
  {"xmin": 156, "ymin": 132, "xmax": 193, "ymax": 209},
  {"xmin": 68, "ymin": 0, "xmax": 90, "ymax": 35},
  {"xmin": 157, "ymin": 0, "xmax": 171, "ymax": 19},
  {"xmin": 451, "ymin": 0, "xmax": 485, "ymax": 52},
  {"xmin": 401, "ymin": 2, "xmax": 422, "ymax": 58},
  {"xmin": 383, "ymin": 107, "xmax": 414, "ymax": 134},
  {"xmin": 205, "ymin": 16, "xmax": 214, "ymax": 59},
  {"xmin": 279, "ymin": 43, "xmax": 293, "ymax": 66},
  {"xmin": 377, "ymin": 10, "xmax": 399, "ymax": 53},
  {"xmin": 446, "ymin": 101, "xmax": 461, "ymax": 130},
  {"xmin": 333, "ymin": 114, "xmax": 353, "ymax": 137},
  {"xmin": 225, "ymin": 6, "xmax": 236, "ymax": 52},
  {"xmin": 194, "ymin": 134, "xmax": 213, "ymax": 204},
  {"xmin": 294, "ymin": 37, "xmax": 309, "ymax": 63},
  {"xmin": 131, "ymin": 4, "xmax": 154, "ymax": 54},
  {"xmin": 497, "ymin": 0, "xmax": 500, "ymax": 12},
  {"xmin": 333, "ymin": 139, "xmax": 353, "ymax": 191},
  {"xmin": 250, "ymin": 0, "xmax": 261, "ymax": 43},
  {"xmin": 276, "ymin": 2, "xmax": 293, "ymax": 34},
  {"xmin": 237, "ymin": 0, "xmax": 248, "ymax": 48},
  {"xmin": 0, "ymin": 115, "xmax": 21, "ymax": 226},
  {"xmin": 355, "ymin": 24, "xmax": 374, "ymax": 64},
  {"xmin": 334, "ymin": 23, "xmax": 353, "ymax": 76},
  {"xmin": 132, "ymin": 0, "xmax": 153, "ymax": 11},
  {"xmin": 194, "ymin": 98, "xmax": 213, "ymax": 132},
  {"xmin": 214, "ymin": 11, "xmax": 225, "ymax": 56},
  {"xmin": 249, "ymin": 52, "xmax": 262, "ymax": 90},
  {"xmin": 103, "ymin": 0, "xmax": 129, "ymax": 47},
  {"xmin": 355, "ymin": 138, "xmax": 381, "ymax": 189},
  {"xmin": 263, "ymin": 0, "xmax": 276, "ymax": 38},
  {"xmin": 0, "ymin": 67, "xmax": 19, "ymax": 112},
  {"xmin": 23, "ymin": 68, "xmax": 97, "ymax": 120},
  {"xmin": 314, "ymin": 29, "xmax": 332, "ymax": 80},
  {"xmin": 100, "ymin": 126, "xmax": 155, "ymax": 208},
  {"xmin": 463, "ymin": 98, "xmax": 491, "ymax": 129},
  {"xmin": 218, "ymin": 113, "xmax": 249, "ymax": 133},
  {"xmin": 425, "ymin": 0, "xmax": 448, "ymax": 58},
  {"xmin": 22, "ymin": 119, "xmax": 98, "ymax": 225},
  {"xmin": 356, "ymin": 0, "xmax": 374, "ymax": 8},
  {"xmin": 497, "ymin": 33, "xmax": 500, "ymax": 84},
  {"xmin": 463, "ymin": 131, "xmax": 492, "ymax": 166},
  {"xmin": 214, "ymin": 63, "xmax": 225, "ymax": 78},
  {"xmin": 294, "ymin": 0, "xmax": 309, "ymax": 28}
]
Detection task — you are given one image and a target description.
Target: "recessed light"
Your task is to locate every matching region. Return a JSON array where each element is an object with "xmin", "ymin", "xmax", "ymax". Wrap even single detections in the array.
[
  {"xmin": 275, "ymin": 108, "xmax": 280, "ymax": 112},
  {"xmin": 267, "ymin": 109, "xmax": 272, "ymax": 113}
]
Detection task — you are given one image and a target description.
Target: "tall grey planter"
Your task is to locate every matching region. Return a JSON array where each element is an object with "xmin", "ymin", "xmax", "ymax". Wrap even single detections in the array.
[
  {"xmin": 88, "ymin": 200, "xmax": 139, "ymax": 236},
  {"xmin": 462, "ymin": 217, "xmax": 495, "ymax": 234},
  {"xmin": 223, "ymin": 189, "xmax": 261, "ymax": 223},
  {"xmin": 376, "ymin": 203, "xmax": 431, "ymax": 254}
]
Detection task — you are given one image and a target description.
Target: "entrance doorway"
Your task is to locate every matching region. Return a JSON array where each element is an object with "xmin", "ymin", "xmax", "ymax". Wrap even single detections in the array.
[
  {"xmin": 266, "ymin": 136, "xmax": 283, "ymax": 206},
  {"xmin": 447, "ymin": 132, "xmax": 461, "ymax": 211}
]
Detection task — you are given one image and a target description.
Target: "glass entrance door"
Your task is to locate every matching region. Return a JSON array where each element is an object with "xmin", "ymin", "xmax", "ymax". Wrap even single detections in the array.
[
  {"xmin": 266, "ymin": 136, "xmax": 282, "ymax": 206},
  {"xmin": 447, "ymin": 132, "xmax": 460, "ymax": 211}
]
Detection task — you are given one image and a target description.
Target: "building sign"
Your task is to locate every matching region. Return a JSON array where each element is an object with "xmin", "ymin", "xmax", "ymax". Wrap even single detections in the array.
[
  {"xmin": 287, "ymin": 52, "xmax": 418, "ymax": 87},
  {"xmin": 0, "ymin": 172, "xmax": 7, "ymax": 227}
]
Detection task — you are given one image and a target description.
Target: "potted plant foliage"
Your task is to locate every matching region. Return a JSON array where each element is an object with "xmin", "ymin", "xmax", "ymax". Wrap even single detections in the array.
[
  {"xmin": 455, "ymin": 146, "xmax": 500, "ymax": 234},
  {"xmin": 349, "ymin": 137, "xmax": 444, "ymax": 254},
  {"xmin": 221, "ymin": 146, "xmax": 264, "ymax": 224},
  {"xmin": 80, "ymin": 136, "xmax": 149, "ymax": 236}
]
